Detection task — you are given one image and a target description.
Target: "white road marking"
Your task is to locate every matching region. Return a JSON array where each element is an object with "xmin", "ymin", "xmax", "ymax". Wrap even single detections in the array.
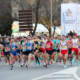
[
  {"xmin": 49, "ymin": 79, "xmax": 74, "ymax": 80},
  {"xmin": 32, "ymin": 66, "xmax": 80, "ymax": 80},
  {"xmin": 48, "ymin": 75, "xmax": 71, "ymax": 77}
]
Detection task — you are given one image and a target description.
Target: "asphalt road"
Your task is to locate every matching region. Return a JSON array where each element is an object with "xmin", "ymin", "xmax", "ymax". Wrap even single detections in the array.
[{"xmin": 0, "ymin": 57, "xmax": 80, "ymax": 80}]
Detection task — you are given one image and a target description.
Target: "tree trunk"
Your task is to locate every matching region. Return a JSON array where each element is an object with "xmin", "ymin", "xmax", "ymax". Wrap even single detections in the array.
[
  {"xmin": 32, "ymin": 0, "xmax": 40, "ymax": 36},
  {"xmin": 53, "ymin": 26, "xmax": 56, "ymax": 37},
  {"xmin": 49, "ymin": 28, "xmax": 51, "ymax": 36},
  {"xmin": 32, "ymin": 10, "xmax": 38, "ymax": 36}
]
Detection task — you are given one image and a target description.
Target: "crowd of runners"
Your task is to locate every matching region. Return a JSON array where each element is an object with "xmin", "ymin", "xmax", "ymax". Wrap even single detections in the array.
[{"xmin": 0, "ymin": 33, "xmax": 80, "ymax": 70}]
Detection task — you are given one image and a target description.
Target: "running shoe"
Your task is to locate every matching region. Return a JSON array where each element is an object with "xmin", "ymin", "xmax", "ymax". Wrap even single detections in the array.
[
  {"xmin": 13, "ymin": 62, "xmax": 15, "ymax": 66},
  {"xmin": 42, "ymin": 60, "xmax": 44, "ymax": 63},
  {"xmin": 72, "ymin": 58, "xmax": 74, "ymax": 63},
  {"xmin": 45, "ymin": 64, "xmax": 48, "ymax": 68},
  {"xmin": 21, "ymin": 64, "xmax": 23, "ymax": 67},
  {"xmin": 70, "ymin": 63, "xmax": 72, "ymax": 66},
  {"xmin": 43, "ymin": 63, "xmax": 46, "ymax": 66},
  {"xmin": 11, "ymin": 66, "xmax": 14, "ymax": 70},
  {"xmin": 19, "ymin": 60, "xmax": 21, "ymax": 63},
  {"xmin": 26, "ymin": 64, "xmax": 29, "ymax": 68},
  {"xmin": 24, "ymin": 63, "xmax": 25, "ymax": 67},
  {"xmin": 48, "ymin": 62, "xmax": 50, "ymax": 65},
  {"xmin": 40, "ymin": 56, "xmax": 42, "ymax": 60},
  {"xmin": 52, "ymin": 60, "xmax": 55, "ymax": 63},
  {"xmin": 58, "ymin": 62, "xmax": 61, "ymax": 65},
  {"xmin": 51, "ymin": 60, "xmax": 53, "ymax": 64},
  {"xmin": 35, "ymin": 61, "xmax": 38, "ymax": 65},
  {"xmin": 77, "ymin": 61, "xmax": 79, "ymax": 65},
  {"xmin": 38, "ymin": 60, "xmax": 40, "ymax": 65},
  {"xmin": 56, "ymin": 60, "xmax": 58, "ymax": 62},
  {"xmin": 5, "ymin": 61, "xmax": 7, "ymax": 64},
  {"xmin": 63, "ymin": 65, "xmax": 67, "ymax": 68}
]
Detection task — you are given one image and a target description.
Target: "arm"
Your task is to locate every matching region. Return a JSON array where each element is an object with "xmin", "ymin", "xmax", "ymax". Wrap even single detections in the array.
[
  {"xmin": 16, "ymin": 43, "xmax": 19, "ymax": 50},
  {"xmin": 0, "ymin": 45, "xmax": 3, "ymax": 51},
  {"xmin": 51, "ymin": 41, "xmax": 54, "ymax": 48}
]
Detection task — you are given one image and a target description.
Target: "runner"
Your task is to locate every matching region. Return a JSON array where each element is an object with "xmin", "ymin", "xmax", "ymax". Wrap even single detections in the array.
[
  {"xmin": 21, "ymin": 37, "xmax": 27, "ymax": 67},
  {"xmin": 40, "ymin": 34, "xmax": 47, "ymax": 66},
  {"xmin": 16, "ymin": 38, "xmax": 21, "ymax": 63},
  {"xmin": 45, "ymin": 36, "xmax": 54, "ymax": 68},
  {"xmin": 0, "ymin": 42, "xmax": 3, "ymax": 61},
  {"xmin": 59, "ymin": 35, "xmax": 68, "ymax": 68},
  {"xmin": 26, "ymin": 35, "xmax": 35, "ymax": 68},
  {"xmin": 78, "ymin": 36, "xmax": 80, "ymax": 59},
  {"xmin": 56, "ymin": 35, "xmax": 61, "ymax": 65},
  {"xmin": 68, "ymin": 34, "xmax": 73, "ymax": 66},
  {"xmin": 51, "ymin": 35, "xmax": 56, "ymax": 63},
  {"xmin": 10, "ymin": 38, "xmax": 19, "ymax": 70},
  {"xmin": 72, "ymin": 34, "xmax": 79, "ymax": 65},
  {"xmin": 4, "ymin": 37, "xmax": 10, "ymax": 65},
  {"xmin": 33, "ymin": 34, "xmax": 40, "ymax": 65}
]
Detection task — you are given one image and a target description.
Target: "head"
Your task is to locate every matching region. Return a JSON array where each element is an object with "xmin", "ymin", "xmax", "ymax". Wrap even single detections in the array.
[
  {"xmin": 62, "ymin": 35, "xmax": 65, "ymax": 40},
  {"xmin": 34, "ymin": 34, "xmax": 37, "ymax": 39},
  {"xmin": 44, "ymin": 34, "xmax": 47, "ymax": 39},
  {"xmin": 69, "ymin": 35, "xmax": 72, "ymax": 40},
  {"xmin": 73, "ymin": 34, "xmax": 77, "ymax": 39},
  {"xmin": 5, "ymin": 37, "xmax": 9, "ymax": 42},
  {"xmin": 28, "ymin": 35, "xmax": 32, "ymax": 40},
  {"xmin": 47, "ymin": 36, "xmax": 51, "ymax": 41},
  {"xmin": 11, "ymin": 38, "xmax": 15, "ymax": 43},
  {"xmin": 57, "ymin": 35, "xmax": 60, "ymax": 39},
  {"xmin": 23, "ymin": 37, "xmax": 27, "ymax": 41}
]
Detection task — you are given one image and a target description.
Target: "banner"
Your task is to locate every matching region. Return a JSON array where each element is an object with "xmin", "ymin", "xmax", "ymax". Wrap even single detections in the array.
[
  {"xmin": 61, "ymin": 3, "xmax": 77, "ymax": 35},
  {"xmin": 12, "ymin": 21, "xmax": 19, "ymax": 33},
  {"xmin": 77, "ymin": 4, "xmax": 80, "ymax": 35}
]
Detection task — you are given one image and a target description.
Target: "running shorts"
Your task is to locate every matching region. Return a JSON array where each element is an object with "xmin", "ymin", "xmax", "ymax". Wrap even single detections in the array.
[
  {"xmin": 52, "ymin": 49, "xmax": 57, "ymax": 53},
  {"xmin": 60, "ymin": 50, "xmax": 68, "ymax": 54},
  {"xmin": 57, "ymin": 49, "xmax": 60, "ymax": 53},
  {"xmin": 40, "ymin": 48, "xmax": 46, "ymax": 53},
  {"xmin": 4, "ymin": 52, "xmax": 10, "ymax": 56},
  {"xmin": 26, "ymin": 50, "xmax": 33, "ymax": 55},
  {"xmin": 11, "ymin": 51, "xmax": 18, "ymax": 56},
  {"xmin": 72, "ymin": 48, "xmax": 78, "ymax": 55},
  {"xmin": 46, "ymin": 50, "xmax": 53, "ymax": 55},
  {"xmin": 68, "ymin": 49, "xmax": 72, "ymax": 54}
]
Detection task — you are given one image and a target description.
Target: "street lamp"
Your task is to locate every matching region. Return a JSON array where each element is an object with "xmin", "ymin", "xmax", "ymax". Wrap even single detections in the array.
[{"xmin": 51, "ymin": 0, "xmax": 52, "ymax": 35}]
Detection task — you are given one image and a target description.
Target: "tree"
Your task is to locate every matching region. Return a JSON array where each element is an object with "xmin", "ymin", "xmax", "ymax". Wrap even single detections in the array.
[
  {"xmin": 39, "ymin": 0, "xmax": 63, "ymax": 36},
  {"xmin": 0, "ymin": 0, "xmax": 13, "ymax": 36},
  {"xmin": 13, "ymin": 0, "xmax": 48, "ymax": 36}
]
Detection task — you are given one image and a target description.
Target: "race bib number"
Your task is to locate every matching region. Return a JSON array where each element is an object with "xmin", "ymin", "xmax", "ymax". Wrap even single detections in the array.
[
  {"xmin": 5, "ymin": 48, "xmax": 8, "ymax": 52},
  {"xmin": 47, "ymin": 45, "xmax": 50, "ymax": 48},
  {"xmin": 23, "ymin": 47, "xmax": 26, "ymax": 50},
  {"xmin": 35, "ymin": 44, "xmax": 37, "ymax": 48},
  {"xmin": 62, "ymin": 46, "xmax": 66, "ymax": 49},
  {"xmin": 27, "ymin": 46, "xmax": 31, "ymax": 50}
]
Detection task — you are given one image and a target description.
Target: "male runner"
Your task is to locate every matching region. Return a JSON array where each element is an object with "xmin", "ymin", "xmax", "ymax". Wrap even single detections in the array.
[
  {"xmin": 33, "ymin": 34, "xmax": 40, "ymax": 65},
  {"xmin": 59, "ymin": 35, "xmax": 68, "ymax": 68},
  {"xmin": 21, "ymin": 37, "xmax": 27, "ymax": 67},
  {"xmin": 4, "ymin": 37, "xmax": 10, "ymax": 65},
  {"xmin": 45, "ymin": 36, "xmax": 54, "ymax": 67},
  {"xmin": 16, "ymin": 38, "xmax": 21, "ymax": 63},
  {"xmin": 68, "ymin": 34, "xmax": 73, "ymax": 66},
  {"xmin": 72, "ymin": 34, "xmax": 79, "ymax": 65},
  {"xmin": 40, "ymin": 34, "xmax": 47, "ymax": 65},
  {"xmin": 10, "ymin": 38, "xmax": 19, "ymax": 70},
  {"xmin": 26, "ymin": 35, "xmax": 35, "ymax": 68}
]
